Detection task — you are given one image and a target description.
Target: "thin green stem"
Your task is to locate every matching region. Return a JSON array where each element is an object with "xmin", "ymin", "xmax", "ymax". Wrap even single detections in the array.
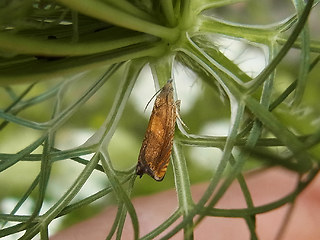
[
  {"xmin": 106, "ymin": 0, "xmax": 156, "ymax": 22},
  {"xmin": 0, "ymin": 175, "xmax": 39, "ymax": 228},
  {"xmin": 99, "ymin": 151, "xmax": 139, "ymax": 240},
  {"xmin": 182, "ymin": 38, "xmax": 313, "ymax": 170},
  {"xmin": 195, "ymin": 103, "xmax": 245, "ymax": 221},
  {"xmin": 177, "ymin": 133, "xmax": 299, "ymax": 147},
  {"xmin": 160, "ymin": 102, "xmax": 245, "ymax": 239},
  {"xmin": 116, "ymin": 176, "xmax": 136, "ymax": 240},
  {"xmin": 180, "ymin": 0, "xmax": 192, "ymax": 29},
  {"xmin": 161, "ymin": 0, "xmax": 176, "ymax": 27},
  {"xmin": 246, "ymin": 0, "xmax": 314, "ymax": 94},
  {"xmin": 172, "ymin": 143, "xmax": 194, "ymax": 240},
  {"xmin": 19, "ymin": 153, "xmax": 100, "ymax": 239},
  {"xmin": 140, "ymin": 209, "xmax": 181, "ymax": 240},
  {"xmin": 0, "ymin": 42, "xmax": 164, "ymax": 85},
  {"xmin": 0, "ymin": 83, "xmax": 35, "ymax": 130},
  {"xmin": 274, "ymin": 202, "xmax": 296, "ymax": 240},
  {"xmin": 292, "ymin": 0, "xmax": 311, "ymax": 106},
  {"xmin": 56, "ymin": 0, "xmax": 179, "ymax": 41},
  {"xmin": 57, "ymin": 175, "xmax": 132, "ymax": 217},
  {"xmin": 0, "ymin": 135, "xmax": 47, "ymax": 172},
  {"xmin": 194, "ymin": 0, "xmax": 246, "ymax": 14},
  {"xmin": 0, "ymin": 31, "xmax": 153, "ymax": 56},
  {"xmin": 198, "ymin": 15, "xmax": 275, "ymax": 44},
  {"xmin": 106, "ymin": 205, "xmax": 124, "ymax": 240}
]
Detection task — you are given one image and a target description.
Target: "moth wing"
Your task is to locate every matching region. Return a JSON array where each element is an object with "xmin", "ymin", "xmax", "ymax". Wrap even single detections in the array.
[{"xmin": 137, "ymin": 100, "xmax": 176, "ymax": 180}]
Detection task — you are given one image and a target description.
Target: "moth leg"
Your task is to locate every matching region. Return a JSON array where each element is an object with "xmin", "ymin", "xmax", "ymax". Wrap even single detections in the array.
[
  {"xmin": 175, "ymin": 100, "xmax": 189, "ymax": 129},
  {"xmin": 175, "ymin": 100, "xmax": 181, "ymax": 112}
]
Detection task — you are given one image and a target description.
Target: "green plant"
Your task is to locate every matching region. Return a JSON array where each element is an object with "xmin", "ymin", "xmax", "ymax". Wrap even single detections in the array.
[{"xmin": 0, "ymin": 0, "xmax": 320, "ymax": 239}]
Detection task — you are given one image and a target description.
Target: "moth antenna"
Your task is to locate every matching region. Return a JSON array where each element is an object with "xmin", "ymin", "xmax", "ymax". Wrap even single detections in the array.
[
  {"xmin": 144, "ymin": 79, "xmax": 173, "ymax": 112},
  {"xmin": 144, "ymin": 88, "xmax": 162, "ymax": 112},
  {"xmin": 143, "ymin": 78, "xmax": 173, "ymax": 112}
]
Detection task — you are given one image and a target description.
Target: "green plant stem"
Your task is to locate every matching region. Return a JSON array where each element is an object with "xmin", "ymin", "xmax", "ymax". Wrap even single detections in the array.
[
  {"xmin": 235, "ymin": 43, "xmax": 275, "ymax": 239},
  {"xmin": 0, "ymin": 31, "xmax": 153, "ymax": 56},
  {"xmin": 172, "ymin": 143, "xmax": 194, "ymax": 240},
  {"xmin": 140, "ymin": 209, "xmax": 181, "ymax": 240},
  {"xmin": 0, "ymin": 135, "xmax": 47, "ymax": 172},
  {"xmin": 195, "ymin": 102, "xmax": 246, "ymax": 217},
  {"xmin": 0, "ymin": 83, "xmax": 35, "ymax": 130},
  {"xmin": 10, "ymin": 82, "xmax": 62, "ymax": 112},
  {"xmin": 103, "ymin": 0, "xmax": 156, "ymax": 23},
  {"xmin": 194, "ymin": 0, "xmax": 246, "ymax": 14},
  {"xmin": 0, "ymin": 222, "xmax": 34, "ymax": 238},
  {"xmin": 40, "ymin": 225, "xmax": 49, "ymax": 240},
  {"xmin": 116, "ymin": 175, "xmax": 136, "ymax": 240},
  {"xmin": 180, "ymin": 0, "xmax": 192, "ymax": 29},
  {"xmin": 0, "ymin": 1, "xmax": 319, "ymax": 239},
  {"xmin": 0, "ymin": 42, "xmax": 164, "ymax": 85},
  {"xmin": 19, "ymin": 153, "xmax": 100, "ymax": 239},
  {"xmin": 204, "ymin": 165, "xmax": 319, "ymax": 217},
  {"xmin": 95, "ymin": 62, "xmax": 146, "ymax": 239},
  {"xmin": 150, "ymin": 54, "xmax": 175, "ymax": 87},
  {"xmin": 199, "ymin": 16, "xmax": 275, "ymax": 44},
  {"xmin": 276, "ymin": 38, "xmax": 320, "ymax": 53},
  {"xmin": 244, "ymin": 96, "xmax": 312, "ymax": 171},
  {"xmin": 292, "ymin": 0, "xmax": 311, "ymax": 106},
  {"xmin": 56, "ymin": 0, "xmax": 179, "ymax": 41},
  {"xmin": 161, "ymin": 0, "xmax": 176, "ymax": 27},
  {"xmin": 0, "ymin": 111, "xmax": 48, "ymax": 130},
  {"xmin": 115, "ymin": 205, "xmax": 130, "ymax": 240},
  {"xmin": 246, "ymin": 0, "xmax": 314, "ymax": 93},
  {"xmin": 0, "ymin": 145, "xmax": 98, "ymax": 164},
  {"xmin": 274, "ymin": 202, "xmax": 296, "ymax": 240},
  {"xmin": 238, "ymin": 55, "xmax": 320, "ymax": 138},
  {"xmin": 0, "ymin": 175, "xmax": 39, "ymax": 228},
  {"xmin": 88, "ymin": 60, "xmax": 145, "ymax": 146},
  {"xmin": 46, "ymin": 64, "xmax": 122, "ymax": 131},
  {"xmin": 58, "ymin": 175, "xmax": 132, "ymax": 217},
  {"xmin": 27, "ymin": 89, "xmax": 62, "ymax": 225},
  {"xmin": 26, "ymin": 137, "xmax": 52, "ymax": 224},
  {"xmin": 99, "ymin": 151, "xmax": 139, "ymax": 240},
  {"xmin": 106, "ymin": 205, "xmax": 125, "ymax": 240},
  {"xmin": 160, "ymin": 102, "xmax": 245, "ymax": 239},
  {"xmin": 182, "ymin": 37, "xmax": 313, "ymax": 171},
  {"xmin": 172, "ymin": 143, "xmax": 193, "ymax": 212},
  {"xmin": 177, "ymin": 134, "xmax": 301, "ymax": 147}
]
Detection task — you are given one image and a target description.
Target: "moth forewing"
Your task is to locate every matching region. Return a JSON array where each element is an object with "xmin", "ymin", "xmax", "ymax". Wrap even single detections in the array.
[{"xmin": 136, "ymin": 80, "xmax": 177, "ymax": 181}]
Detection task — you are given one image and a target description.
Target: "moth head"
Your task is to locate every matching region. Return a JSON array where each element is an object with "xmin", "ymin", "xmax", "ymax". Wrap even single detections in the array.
[{"xmin": 136, "ymin": 161, "xmax": 165, "ymax": 181}]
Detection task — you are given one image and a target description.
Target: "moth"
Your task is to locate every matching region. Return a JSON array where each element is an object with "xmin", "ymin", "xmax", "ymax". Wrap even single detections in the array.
[{"xmin": 136, "ymin": 79, "xmax": 178, "ymax": 181}]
